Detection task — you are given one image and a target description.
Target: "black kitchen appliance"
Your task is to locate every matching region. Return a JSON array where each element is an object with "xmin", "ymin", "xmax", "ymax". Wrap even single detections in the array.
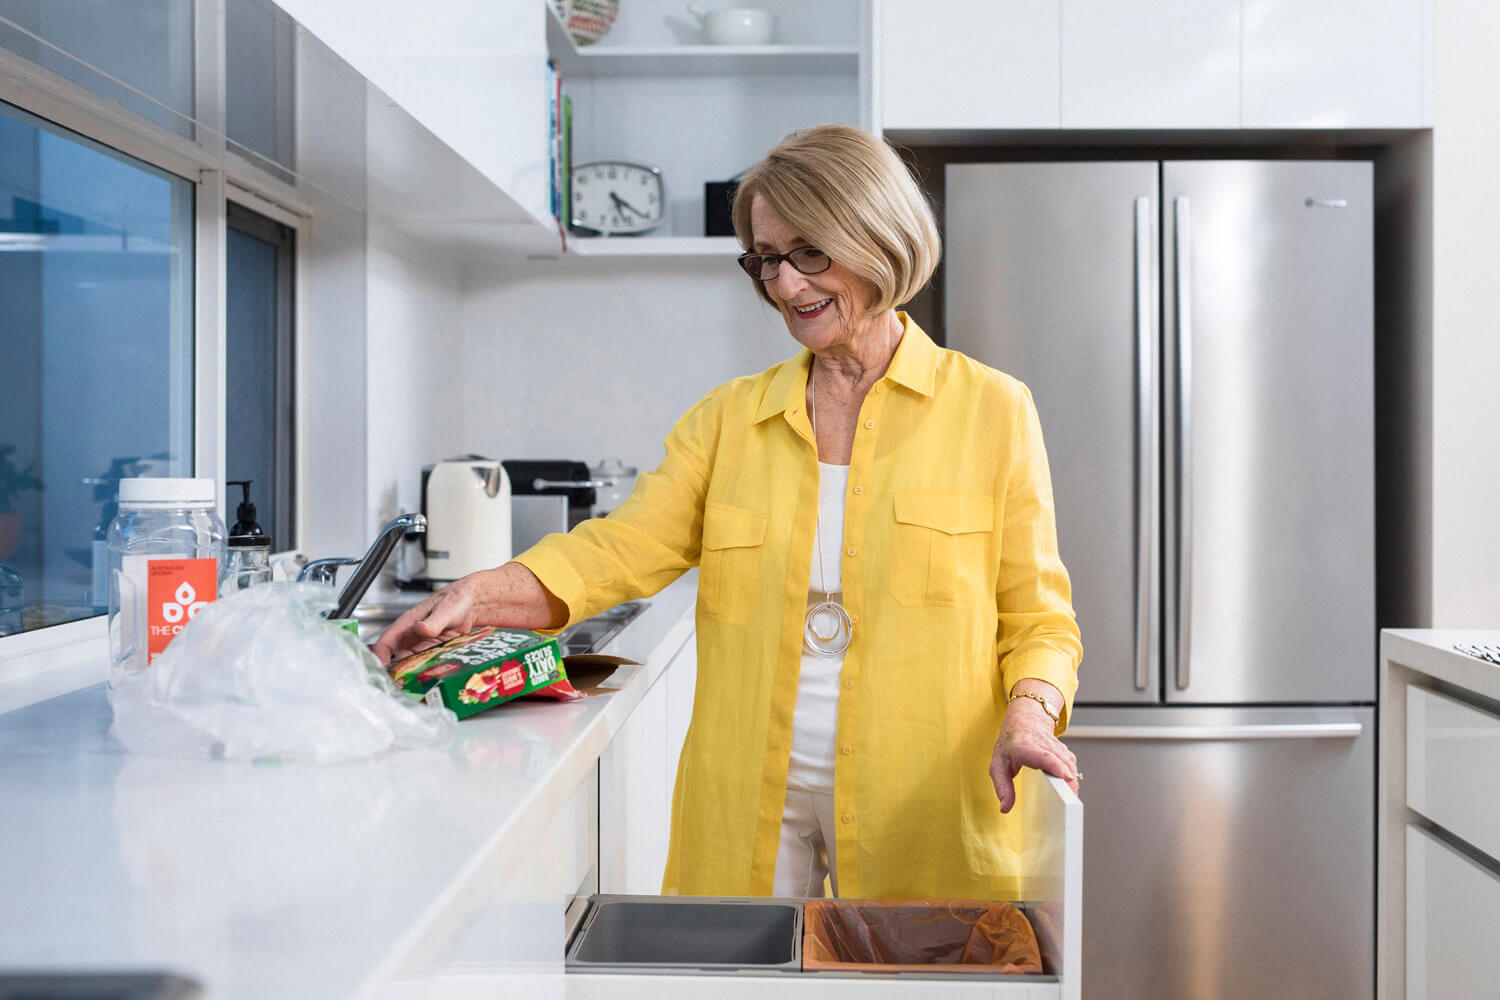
[{"xmin": 501, "ymin": 460, "xmax": 599, "ymax": 531}]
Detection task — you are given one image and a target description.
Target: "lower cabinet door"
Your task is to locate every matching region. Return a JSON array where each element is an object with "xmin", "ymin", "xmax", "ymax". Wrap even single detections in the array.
[{"xmin": 1406, "ymin": 824, "xmax": 1500, "ymax": 998}]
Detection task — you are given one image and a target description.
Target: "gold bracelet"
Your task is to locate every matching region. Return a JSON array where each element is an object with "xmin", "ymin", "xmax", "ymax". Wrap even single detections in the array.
[{"xmin": 1007, "ymin": 689, "xmax": 1060, "ymax": 723}]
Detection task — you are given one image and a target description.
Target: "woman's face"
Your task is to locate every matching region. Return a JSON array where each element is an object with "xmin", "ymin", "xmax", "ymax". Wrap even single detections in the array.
[{"xmin": 749, "ymin": 194, "xmax": 875, "ymax": 354}]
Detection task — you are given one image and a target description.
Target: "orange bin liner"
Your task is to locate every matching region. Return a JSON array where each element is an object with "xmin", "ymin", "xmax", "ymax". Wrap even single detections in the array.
[{"xmin": 801, "ymin": 899, "xmax": 1043, "ymax": 974}]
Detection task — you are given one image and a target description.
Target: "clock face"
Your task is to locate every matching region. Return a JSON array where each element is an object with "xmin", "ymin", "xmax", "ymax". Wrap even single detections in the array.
[{"xmin": 571, "ymin": 161, "xmax": 666, "ymax": 235}]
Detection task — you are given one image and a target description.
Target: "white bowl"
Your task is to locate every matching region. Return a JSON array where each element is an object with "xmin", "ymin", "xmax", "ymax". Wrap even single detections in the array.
[{"xmin": 693, "ymin": 7, "xmax": 776, "ymax": 46}]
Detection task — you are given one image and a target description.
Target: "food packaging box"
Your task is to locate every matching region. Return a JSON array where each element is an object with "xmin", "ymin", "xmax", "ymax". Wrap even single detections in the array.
[{"xmin": 387, "ymin": 627, "xmax": 569, "ymax": 719}]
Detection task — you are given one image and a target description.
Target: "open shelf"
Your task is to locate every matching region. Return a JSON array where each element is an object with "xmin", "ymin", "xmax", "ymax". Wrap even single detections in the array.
[
  {"xmin": 566, "ymin": 236, "xmax": 741, "ymax": 257},
  {"xmin": 548, "ymin": 8, "xmax": 857, "ymax": 78}
]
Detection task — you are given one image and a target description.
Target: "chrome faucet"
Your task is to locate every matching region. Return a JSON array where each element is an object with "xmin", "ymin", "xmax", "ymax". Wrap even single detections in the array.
[{"xmin": 297, "ymin": 513, "xmax": 427, "ymax": 620}]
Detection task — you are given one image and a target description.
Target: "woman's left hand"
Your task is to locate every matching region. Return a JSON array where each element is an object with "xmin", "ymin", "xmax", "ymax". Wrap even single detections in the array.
[{"xmin": 990, "ymin": 695, "xmax": 1080, "ymax": 813}]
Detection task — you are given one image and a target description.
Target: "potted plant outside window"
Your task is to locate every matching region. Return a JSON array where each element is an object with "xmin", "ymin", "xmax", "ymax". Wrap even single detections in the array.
[{"xmin": 0, "ymin": 445, "xmax": 43, "ymax": 561}]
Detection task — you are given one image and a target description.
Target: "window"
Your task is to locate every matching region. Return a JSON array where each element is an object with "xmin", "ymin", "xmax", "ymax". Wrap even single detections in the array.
[
  {"xmin": 226, "ymin": 0, "xmax": 297, "ymax": 177},
  {"xmin": 0, "ymin": 1, "xmax": 195, "ymax": 138},
  {"xmin": 0, "ymin": 99, "xmax": 194, "ymax": 636},
  {"xmin": 226, "ymin": 201, "xmax": 295, "ymax": 549}
]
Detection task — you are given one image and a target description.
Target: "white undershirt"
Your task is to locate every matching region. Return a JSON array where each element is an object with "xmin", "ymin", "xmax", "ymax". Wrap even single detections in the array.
[{"xmin": 786, "ymin": 462, "xmax": 849, "ymax": 794}]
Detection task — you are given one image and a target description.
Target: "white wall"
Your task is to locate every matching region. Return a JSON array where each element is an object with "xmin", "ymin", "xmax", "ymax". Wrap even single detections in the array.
[
  {"xmin": 1430, "ymin": 0, "xmax": 1500, "ymax": 626},
  {"xmin": 363, "ymin": 221, "xmax": 466, "ymax": 590},
  {"xmin": 460, "ymin": 255, "xmax": 795, "ymax": 476}
]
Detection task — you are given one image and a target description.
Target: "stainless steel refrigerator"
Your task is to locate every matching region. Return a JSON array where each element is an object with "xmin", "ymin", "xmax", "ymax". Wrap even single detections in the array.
[{"xmin": 946, "ymin": 161, "xmax": 1374, "ymax": 999}]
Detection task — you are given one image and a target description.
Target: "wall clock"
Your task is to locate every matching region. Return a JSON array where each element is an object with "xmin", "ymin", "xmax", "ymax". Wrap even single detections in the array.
[{"xmin": 570, "ymin": 160, "xmax": 666, "ymax": 236}]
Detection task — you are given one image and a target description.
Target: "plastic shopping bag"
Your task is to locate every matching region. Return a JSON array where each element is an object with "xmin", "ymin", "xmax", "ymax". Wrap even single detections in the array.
[{"xmin": 109, "ymin": 582, "xmax": 455, "ymax": 763}]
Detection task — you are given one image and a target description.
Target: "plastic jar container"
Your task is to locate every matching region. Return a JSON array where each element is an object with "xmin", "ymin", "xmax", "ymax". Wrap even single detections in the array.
[{"xmin": 107, "ymin": 478, "xmax": 226, "ymax": 685}]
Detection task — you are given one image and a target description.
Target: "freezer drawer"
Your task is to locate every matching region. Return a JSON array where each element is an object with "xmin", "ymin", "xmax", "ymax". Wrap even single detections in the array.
[{"xmin": 1067, "ymin": 706, "xmax": 1374, "ymax": 1000}]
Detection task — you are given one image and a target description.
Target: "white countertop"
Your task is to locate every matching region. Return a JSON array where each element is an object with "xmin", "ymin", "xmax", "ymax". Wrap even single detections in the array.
[
  {"xmin": 1380, "ymin": 628, "xmax": 1500, "ymax": 700},
  {"xmin": 0, "ymin": 573, "xmax": 698, "ymax": 999}
]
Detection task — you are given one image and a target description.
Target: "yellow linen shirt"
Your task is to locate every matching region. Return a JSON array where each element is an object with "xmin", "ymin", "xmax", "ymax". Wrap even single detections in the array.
[{"xmin": 514, "ymin": 313, "xmax": 1081, "ymax": 899}]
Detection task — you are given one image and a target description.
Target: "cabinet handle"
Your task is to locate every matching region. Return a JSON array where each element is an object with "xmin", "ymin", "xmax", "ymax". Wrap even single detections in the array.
[{"xmin": 1066, "ymin": 722, "xmax": 1364, "ymax": 741}]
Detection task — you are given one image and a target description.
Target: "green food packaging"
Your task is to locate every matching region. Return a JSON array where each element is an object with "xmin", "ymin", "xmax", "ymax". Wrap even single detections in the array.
[{"xmin": 387, "ymin": 626, "xmax": 568, "ymax": 719}]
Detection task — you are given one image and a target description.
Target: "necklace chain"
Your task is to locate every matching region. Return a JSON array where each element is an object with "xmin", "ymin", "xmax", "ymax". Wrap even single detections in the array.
[{"xmin": 805, "ymin": 370, "xmax": 853, "ymax": 655}]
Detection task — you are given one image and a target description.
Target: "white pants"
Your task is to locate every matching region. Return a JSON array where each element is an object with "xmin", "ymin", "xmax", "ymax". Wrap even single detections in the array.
[{"xmin": 771, "ymin": 788, "xmax": 840, "ymax": 897}]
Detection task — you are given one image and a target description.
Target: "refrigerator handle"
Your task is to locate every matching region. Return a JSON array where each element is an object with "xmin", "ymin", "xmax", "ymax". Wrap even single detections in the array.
[
  {"xmin": 1173, "ymin": 196, "xmax": 1193, "ymax": 692},
  {"xmin": 1065, "ymin": 722, "xmax": 1364, "ymax": 740},
  {"xmin": 1132, "ymin": 196, "xmax": 1155, "ymax": 693}
]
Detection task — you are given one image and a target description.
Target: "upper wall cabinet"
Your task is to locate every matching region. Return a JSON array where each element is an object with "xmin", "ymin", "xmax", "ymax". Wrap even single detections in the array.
[
  {"xmin": 880, "ymin": 0, "xmax": 1060, "ymax": 130},
  {"xmin": 270, "ymin": 0, "xmax": 553, "ymax": 227},
  {"xmin": 1242, "ymin": 0, "xmax": 1429, "ymax": 127},
  {"xmin": 879, "ymin": 0, "xmax": 1430, "ymax": 132},
  {"xmin": 1061, "ymin": 0, "xmax": 1239, "ymax": 128}
]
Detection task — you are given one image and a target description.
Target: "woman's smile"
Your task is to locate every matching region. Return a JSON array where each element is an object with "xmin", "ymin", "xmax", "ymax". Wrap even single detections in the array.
[{"xmin": 792, "ymin": 297, "xmax": 834, "ymax": 318}]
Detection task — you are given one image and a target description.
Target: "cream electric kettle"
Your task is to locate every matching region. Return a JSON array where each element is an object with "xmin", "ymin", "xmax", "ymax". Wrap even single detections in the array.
[{"xmin": 421, "ymin": 456, "xmax": 512, "ymax": 584}]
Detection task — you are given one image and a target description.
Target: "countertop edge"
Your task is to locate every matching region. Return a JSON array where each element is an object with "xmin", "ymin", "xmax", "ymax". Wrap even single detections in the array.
[{"xmin": 1380, "ymin": 628, "xmax": 1500, "ymax": 701}]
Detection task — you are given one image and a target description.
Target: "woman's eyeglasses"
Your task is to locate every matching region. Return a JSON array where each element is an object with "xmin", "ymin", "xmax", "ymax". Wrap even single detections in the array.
[{"xmin": 737, "ymin": 247, "xmax": 832, "ymax": 281}]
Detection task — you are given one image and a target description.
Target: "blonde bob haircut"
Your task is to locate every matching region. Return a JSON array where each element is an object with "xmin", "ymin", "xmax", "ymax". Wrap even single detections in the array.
[{"xmin": 732, "ymin": 124, "xmax": 941, "ymax": 317}]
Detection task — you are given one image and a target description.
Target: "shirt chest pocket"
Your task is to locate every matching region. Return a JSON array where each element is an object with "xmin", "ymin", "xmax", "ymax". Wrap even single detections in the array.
[
  {"xmin": 700, "ymin": 502, "xmax": 769, "ymax": 625},
  {"xmin": 890, "ymin": 491, "xmax": 995, "ymax": 608}
]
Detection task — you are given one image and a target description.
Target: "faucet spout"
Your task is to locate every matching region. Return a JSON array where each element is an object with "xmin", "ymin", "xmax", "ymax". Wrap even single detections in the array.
[{"xmin": 330, "ymin": 513, "xmax": 427, "ymax": 620}]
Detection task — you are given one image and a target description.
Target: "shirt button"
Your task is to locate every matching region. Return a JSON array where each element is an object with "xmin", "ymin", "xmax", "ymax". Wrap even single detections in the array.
[
  {"xmin": 846, "ymin": 546, "xmax": 856, "ymax": 557},
  {"xmin": 840, "ymin": 744, "xmax": 853, "ymax": 755},
  {"xmin": 841, "ymin": 813, "xmax": 854, "ymax": 824},
  {"xmin": 843, "ymin": 678, "xmax": 855, "ymax": 689},
  {"xmin": 852, "ymin": 485, "xmax": 865, "ymax": 496},
  {"xmin": 864, "ymin": 419, "xmax": 874, "ymax": 429}
]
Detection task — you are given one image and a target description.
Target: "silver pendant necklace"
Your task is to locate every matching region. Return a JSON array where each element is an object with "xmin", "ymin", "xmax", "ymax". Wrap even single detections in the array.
[{"xmin": 804, "ymin": 374, "xmax": 854, "ymax": 657}]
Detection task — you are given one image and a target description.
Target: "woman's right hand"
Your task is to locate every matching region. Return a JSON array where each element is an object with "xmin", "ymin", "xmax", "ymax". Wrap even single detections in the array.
[
  {"xmin": 373, "ymin": 580, "xmax": 482, "ymax": 664},
  {"xmin": 372, "ymin": 563, "xmax": 569, "ymax": 664}
]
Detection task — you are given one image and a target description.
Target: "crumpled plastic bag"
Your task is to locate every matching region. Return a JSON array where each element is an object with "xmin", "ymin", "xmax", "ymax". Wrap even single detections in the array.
[
  {"xmin": 801, "ymin": 899, "xmax": 1044, "ymax": 974},
  {"xmin": 108, "ymin": 582, "xmax": 456, "ymax": 763}
]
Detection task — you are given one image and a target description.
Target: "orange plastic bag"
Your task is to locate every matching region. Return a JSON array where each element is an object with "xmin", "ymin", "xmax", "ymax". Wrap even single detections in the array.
[{"xmin": 801, "ymin": 899, "xmax": 1043, "ymax": 974}]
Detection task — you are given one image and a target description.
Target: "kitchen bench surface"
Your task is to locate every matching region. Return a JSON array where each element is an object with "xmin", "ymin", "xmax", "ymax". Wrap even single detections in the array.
[{"xmin": 0, "ymin": 573, "xmax": 698, "ymax": 1000}]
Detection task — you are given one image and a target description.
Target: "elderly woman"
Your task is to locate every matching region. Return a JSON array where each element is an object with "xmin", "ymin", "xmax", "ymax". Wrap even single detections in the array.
[{"xmin": 376, "ymin": 124, "xmax": 1081, "ymax": 900}]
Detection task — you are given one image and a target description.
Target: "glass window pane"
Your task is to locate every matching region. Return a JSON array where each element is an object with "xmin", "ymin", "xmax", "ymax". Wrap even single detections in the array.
[
  {"xmin": 0, "ymin": 99, "xmax": 194, "ymax": 635},
  {"xmin": 226, "ymin": 0, "xmax": 297, "ymax": 176},
  {"xmin": 226, "ymin": 204, "xmax": 294, "ymax": 549},
  {"xmin": 0, "ymin": 1, "xmax": 195, "ymax": 139}
]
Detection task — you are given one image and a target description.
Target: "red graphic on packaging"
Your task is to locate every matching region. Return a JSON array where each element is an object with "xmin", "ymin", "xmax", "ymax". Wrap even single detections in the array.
[{"xmin": 146, "ymin": 558, "xmax": 217, "ymax": 662}]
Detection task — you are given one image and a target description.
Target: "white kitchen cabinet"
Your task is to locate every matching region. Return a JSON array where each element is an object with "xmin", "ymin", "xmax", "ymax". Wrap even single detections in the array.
[
  {"xmin": 1405, "ymin": 824, "xmax": 1500, "ymax": 998},
  {"xmin": 879, "ymin": 0, "xmax": 1060, "ymax": 130},
  {"xmin": 598, "ymin": 632, "xmax": 695, "ymax": 894},
  {"xmin": 1060, "ymin": 0, "xmax": 1239, "ymax": 128},
  {"xmin": 270, "ymin": 0, "xmax": 553, "ymax": 227},
  {"xmin": 1242, "ymin": 0, "xmax": 1427, "ymax": 128}
]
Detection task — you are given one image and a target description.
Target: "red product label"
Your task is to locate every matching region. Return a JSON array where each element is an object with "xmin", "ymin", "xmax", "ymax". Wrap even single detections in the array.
[{"xmin": 146, "ymin": 558, "xmax": 217, "ymax": 663}]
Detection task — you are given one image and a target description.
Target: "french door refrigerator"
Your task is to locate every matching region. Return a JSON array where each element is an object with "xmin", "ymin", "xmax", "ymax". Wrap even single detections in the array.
[{"xmin": 946, "ymin": 161, "xmax": 1374, "ymax": 999}]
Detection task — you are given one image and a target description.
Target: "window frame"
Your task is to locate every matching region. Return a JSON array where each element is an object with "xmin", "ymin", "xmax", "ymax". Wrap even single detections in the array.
[{"xmin": 0, "ymin": 0, "xmax": 309, "ymax": 676}]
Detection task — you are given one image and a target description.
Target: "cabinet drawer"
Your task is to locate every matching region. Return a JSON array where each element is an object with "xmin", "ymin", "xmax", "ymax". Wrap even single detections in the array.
[
  {"xmin": 1406, "ymin": 825, "xmax": 1500, "ymax": 998},
  {"xmin": 1407, "ymin": 686, "xmax": 1500, "ymax": 859}
]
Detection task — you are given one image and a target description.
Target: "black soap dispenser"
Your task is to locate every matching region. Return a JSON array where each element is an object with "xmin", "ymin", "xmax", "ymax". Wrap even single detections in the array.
[
  {"xmin": 225, "ymin": 480, "xmax": 272, "ymax": 590},
  {"xmin": 227, "ymin": 480, "xmax": 266, "ymax": 542}
]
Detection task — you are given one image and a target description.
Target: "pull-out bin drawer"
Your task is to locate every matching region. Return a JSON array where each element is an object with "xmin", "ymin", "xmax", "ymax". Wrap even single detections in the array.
[
  {"xmin": 567, "ymin": 896, "xmax": 802, "ymax": 974},
  {"xmin": 565, "ymin": 773, "xmax": 1081, "ymax": 999},
  {"xmin": 1407, "ymin": 685, "xmax": 1500, "ymax": 859}
]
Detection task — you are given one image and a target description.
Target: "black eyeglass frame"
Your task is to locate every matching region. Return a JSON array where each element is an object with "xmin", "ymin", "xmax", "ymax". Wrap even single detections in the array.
[{"xmin": 736, "ymin": 247, "xmax": 833, "ymax": 281}]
